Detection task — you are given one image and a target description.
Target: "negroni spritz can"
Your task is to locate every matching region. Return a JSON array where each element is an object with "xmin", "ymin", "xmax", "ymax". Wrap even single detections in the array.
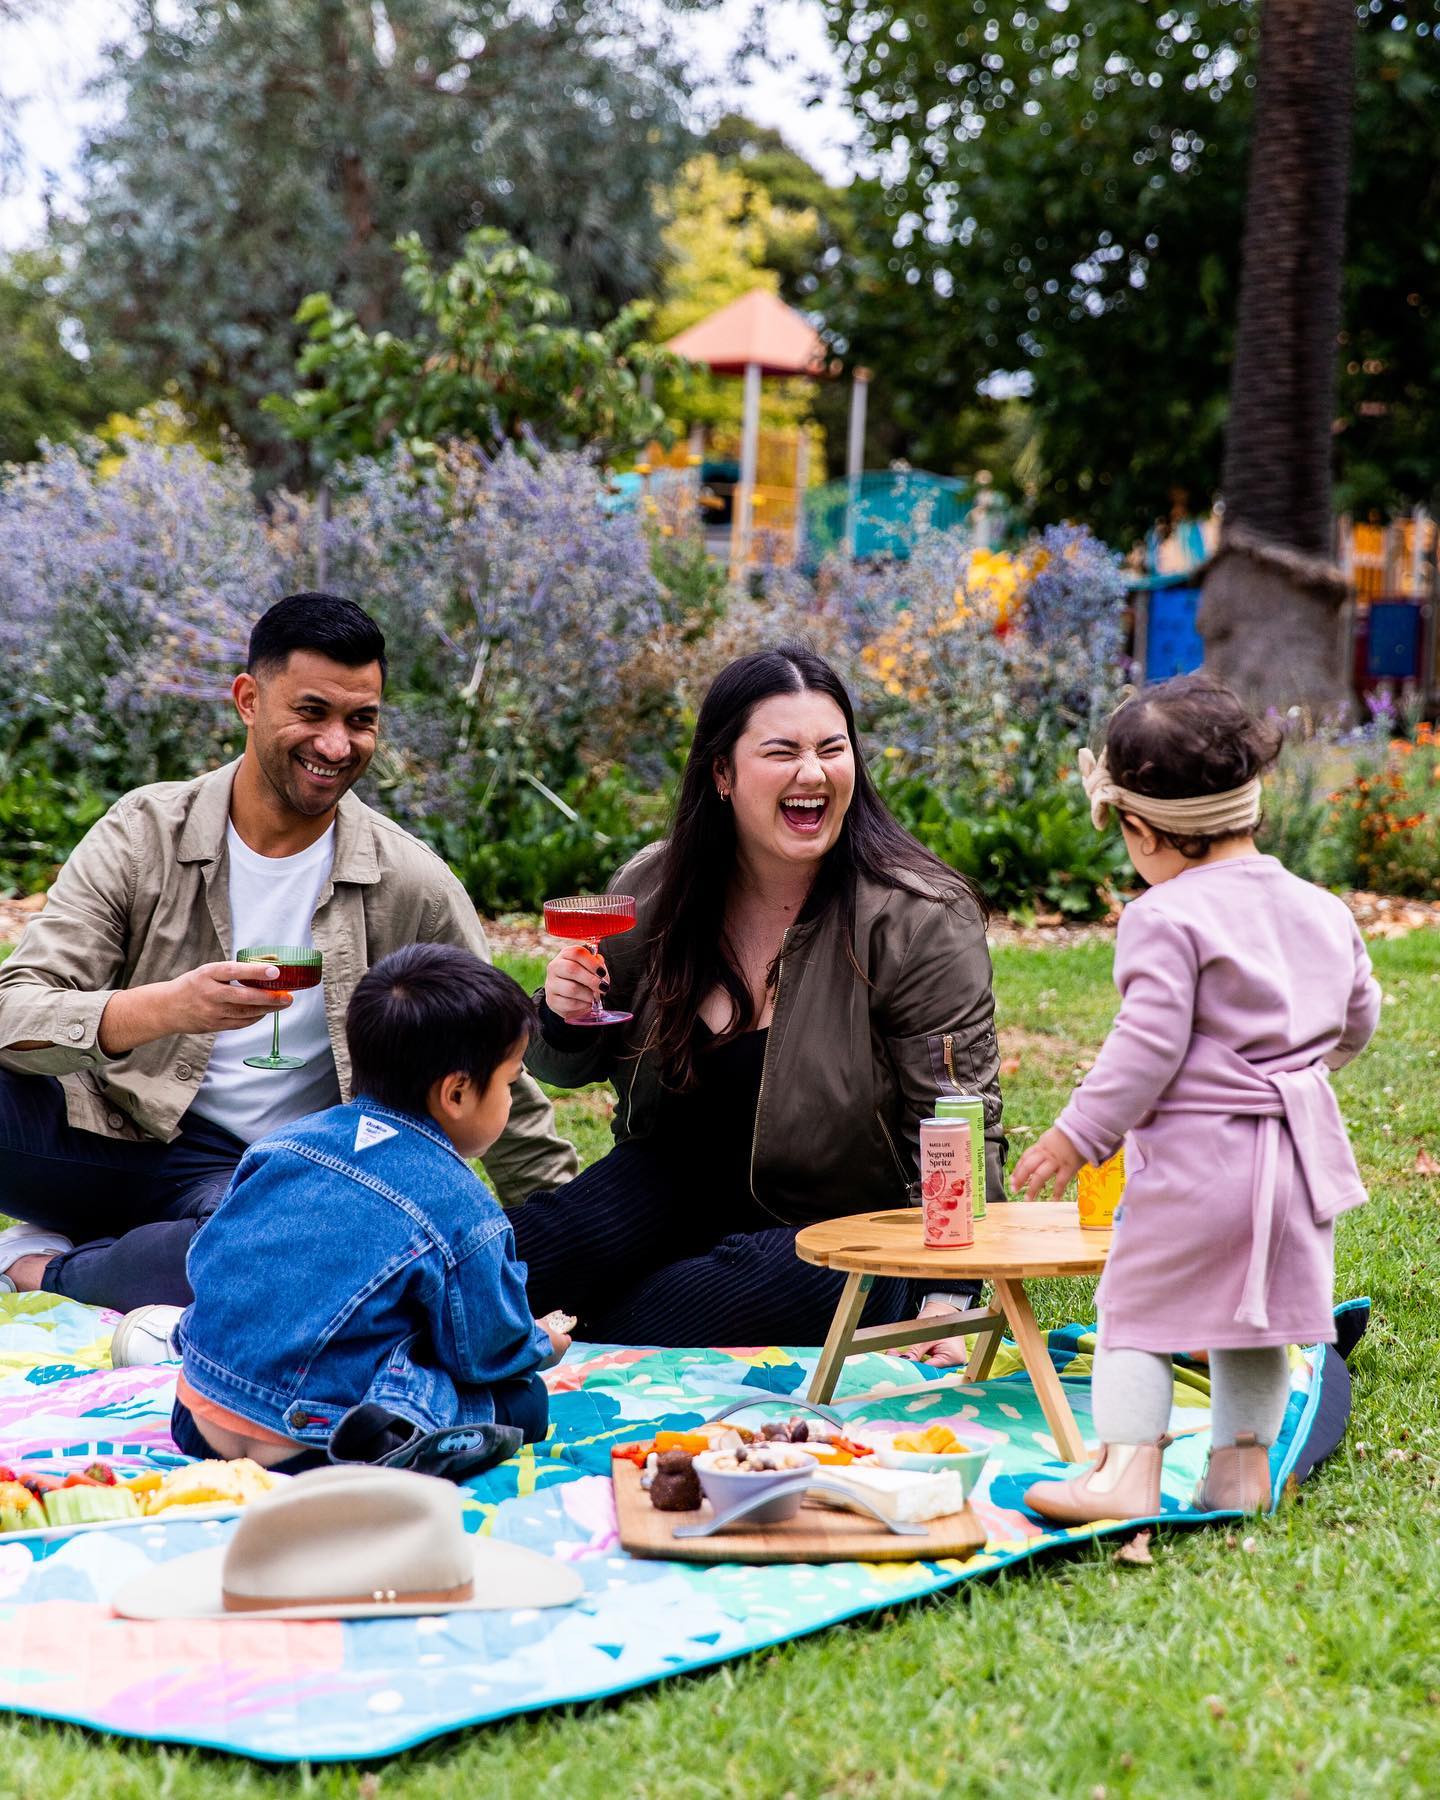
[{"xmin": 919, "ymin": 1118, "xmax": 974, "ymax": 1248}]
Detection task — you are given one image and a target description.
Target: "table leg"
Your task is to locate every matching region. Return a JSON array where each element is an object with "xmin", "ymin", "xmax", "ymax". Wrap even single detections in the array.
[
  {"xmin": 965, "ymin": 1308, "xmax": 1006, "ymax": 1383},
  {"xmin": 807, "ymin": 1272, "xmax": 872, "ymax": 1405},
  {"xmin": 992, "ymin": 1277, "xmax": 1087, "ymax": 1464}
]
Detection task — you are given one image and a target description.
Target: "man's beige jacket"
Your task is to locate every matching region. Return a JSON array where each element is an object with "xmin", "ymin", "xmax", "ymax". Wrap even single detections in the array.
[{"xmin": 0, "ymin": 761, "xmax": 577, "ymax": 1206}]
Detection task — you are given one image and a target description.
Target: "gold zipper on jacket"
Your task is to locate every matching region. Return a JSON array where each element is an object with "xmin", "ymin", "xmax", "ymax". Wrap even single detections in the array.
[
  {"xmin": 942, "ymin": 1032, "xmax": 958, "ymax": 1087},
  {"xmin": 748, "ymin": 926, "xmax": 789, "ymax": 1209}
]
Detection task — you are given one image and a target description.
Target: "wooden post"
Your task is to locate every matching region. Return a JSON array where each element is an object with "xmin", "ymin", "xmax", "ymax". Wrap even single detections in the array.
[
  {"xmin": 734, "ymin": 359, "xmax": 763, "ymax": 575},
  {"xmin": 845, "ymin": 368, "xmax": 870, "ymax": 557}
]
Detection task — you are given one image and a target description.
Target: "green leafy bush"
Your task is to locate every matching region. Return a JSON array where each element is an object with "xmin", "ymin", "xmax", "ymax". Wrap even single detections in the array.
[{"xmin": 878, "ymin": 765, "xmax": 1128, "ymax": 920}]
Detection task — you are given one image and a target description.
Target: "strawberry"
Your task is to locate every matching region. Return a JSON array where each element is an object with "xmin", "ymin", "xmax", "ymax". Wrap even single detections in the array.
[{"xmin": 82, "ymin": 1461, "xmax": 118, "ymax": 1486}]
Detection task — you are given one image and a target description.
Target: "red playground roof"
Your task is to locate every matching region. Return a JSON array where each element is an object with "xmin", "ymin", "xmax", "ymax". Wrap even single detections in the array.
[{"xmin": 665, "ymin": 288, "xmax": 829, "ymax": 378}]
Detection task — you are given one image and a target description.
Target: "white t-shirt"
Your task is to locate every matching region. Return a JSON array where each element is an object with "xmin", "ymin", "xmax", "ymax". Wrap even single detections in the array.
[{"xmin": 189, "ymin": 823, "xmax": 341, "ymax": 1145}]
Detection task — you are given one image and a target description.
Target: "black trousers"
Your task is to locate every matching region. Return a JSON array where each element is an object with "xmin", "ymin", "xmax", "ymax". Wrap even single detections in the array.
[
  {"xmin": 512, "ymin": 1138, "xmax": 917, "ymax": 1346},
  {"xmin": 0, "ymin": 1069, "xmax": 245, "ymax": 1311}
]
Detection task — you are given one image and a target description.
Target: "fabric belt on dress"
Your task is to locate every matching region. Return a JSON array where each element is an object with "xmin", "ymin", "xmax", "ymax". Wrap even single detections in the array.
[{"xmin": 1148, "ymin": 1038, "xmax": 1368, "ymax": 1331}]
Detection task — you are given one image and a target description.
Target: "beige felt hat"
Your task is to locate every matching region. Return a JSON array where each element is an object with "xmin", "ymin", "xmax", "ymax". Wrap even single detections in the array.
[{"xmin": 110, "ymin": 1464, "xmax": 583, "ymax": 1621}]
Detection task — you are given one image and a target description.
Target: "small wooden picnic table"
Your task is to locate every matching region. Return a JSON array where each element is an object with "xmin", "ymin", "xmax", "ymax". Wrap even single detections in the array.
[{"xmin": 795, "ymin": 1202, "xmax": 1111, "ymax": 1463}]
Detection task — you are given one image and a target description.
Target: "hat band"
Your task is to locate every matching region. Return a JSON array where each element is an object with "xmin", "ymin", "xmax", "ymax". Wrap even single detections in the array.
[{"xmin": 221, "ymin": 1577, "xmax": 476, "ymax": 1613}]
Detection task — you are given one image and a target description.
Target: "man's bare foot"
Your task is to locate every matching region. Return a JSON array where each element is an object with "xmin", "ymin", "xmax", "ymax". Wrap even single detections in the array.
[{"xmin": 3, "ymin": 1254, "xmax": 53, "ymax": 1292}]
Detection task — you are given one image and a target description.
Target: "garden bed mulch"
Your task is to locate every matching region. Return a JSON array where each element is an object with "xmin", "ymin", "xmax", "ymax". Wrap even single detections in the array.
[
  {"xmin": 483, "ymin": 889, "xmax": 1440, "ymax": 960},
  {"xmin": 3, "ymin": 890, "xmax": 1437, "ymax": 959}
]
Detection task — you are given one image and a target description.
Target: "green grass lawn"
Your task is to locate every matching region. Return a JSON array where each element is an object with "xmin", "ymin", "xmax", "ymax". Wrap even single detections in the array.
[{"xmin": 3, "ymin": 934, "xmax": 1439, "ymax": 1797}]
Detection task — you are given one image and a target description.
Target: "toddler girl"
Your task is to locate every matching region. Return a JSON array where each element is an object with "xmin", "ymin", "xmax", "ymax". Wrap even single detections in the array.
[{"xmin": 1014, "ymin": 676, "xmax": 1380, "ymax": 1521}]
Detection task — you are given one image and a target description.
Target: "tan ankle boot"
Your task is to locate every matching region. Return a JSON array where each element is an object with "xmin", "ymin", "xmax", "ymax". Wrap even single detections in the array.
[
  {"xmin": 1194, "ymin": 1431, "xmax": 1271, "ymax": 1513},
  {"xmin": 1023, "ymin": 1436, "xmax": 1171, "ymax": 1525}
]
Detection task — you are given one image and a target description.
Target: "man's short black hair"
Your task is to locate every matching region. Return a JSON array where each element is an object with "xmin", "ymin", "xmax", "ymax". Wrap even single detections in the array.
[
  {"xmin": 248, "ymin": 592, "xmax": 388, "ymax": 682},
  {"xmin": 346, "ymin": 944, "xmax": 534, "ymax": 1119}
]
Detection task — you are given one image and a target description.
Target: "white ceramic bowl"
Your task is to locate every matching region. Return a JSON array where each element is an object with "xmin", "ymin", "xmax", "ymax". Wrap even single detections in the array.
[
  {"xmin": 869, "ymin": 1443, "xmax": 991, "ymax": 1497},
  {"xmin": 693, "ymin": 1449, "xmax": 818, "ymax": 1524}
]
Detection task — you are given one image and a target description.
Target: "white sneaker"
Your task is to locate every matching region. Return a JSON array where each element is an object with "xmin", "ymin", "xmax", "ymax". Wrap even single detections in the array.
[
  {"xmin": 0, "ymin": 1223, "xmax": 75, "ymax": 1293},
  {"xmin": 109, "ymin": 1304, "xmax": 185, "ymax": 1368}
]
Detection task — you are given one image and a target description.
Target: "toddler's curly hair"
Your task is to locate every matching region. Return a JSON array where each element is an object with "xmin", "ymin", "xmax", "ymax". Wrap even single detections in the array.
[{"xmin": 1103, "ymin": 674, "xmax": 1282, "ymax": 860}]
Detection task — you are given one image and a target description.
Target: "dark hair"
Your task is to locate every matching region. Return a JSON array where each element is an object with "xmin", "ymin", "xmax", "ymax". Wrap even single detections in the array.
[
  {"xmin": 644, "ymin": 642, "xmax": 985, "ymax": 1087},
  {"xmin": 248, "ymin": 592, "xmax": 388, "ymax": 682},
  {"xmin": 1103, "ymin": 674, "xmax": 1282, "ymax": 860},
  {"xmin": 346, "ymin": 944, "xmax": 533, "ymax": 1118}
]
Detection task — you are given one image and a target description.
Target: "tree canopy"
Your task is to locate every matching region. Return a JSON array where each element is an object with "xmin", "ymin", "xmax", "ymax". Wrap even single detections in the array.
[
  {"xmin": 67, "ymin": 0, "xmax": 699, "ymax": 480},
  {"xmin": 820, "ymin": 0, "xmax": 1440, "ymax": 540},
  {"xmin": 0, "ymin": 250, "xmax": 144, "ymax": 465},
  {"xmin": 267, "ymin": 229, "xmax": 674, "ymax": 466}
]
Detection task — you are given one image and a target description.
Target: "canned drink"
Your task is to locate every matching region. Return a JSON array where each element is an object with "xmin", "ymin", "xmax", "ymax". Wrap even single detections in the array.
[
  {"xmin": 919, "ymin": 1118, "xmax": 975, "ymax": 1248},
  {"xmin": 1077, "ymin": 1146, "xmax": 1125, "ymax": 1230},
  {"xmin": 934, "ymin": 1094, "xmax": 987, "ymax": 1218}
]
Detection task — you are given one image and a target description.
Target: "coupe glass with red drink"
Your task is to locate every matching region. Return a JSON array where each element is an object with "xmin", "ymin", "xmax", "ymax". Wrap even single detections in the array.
[
  {"xmin": 541, "ymin": 894, "xmax": 636, "ymax": 1026},
  {"xmin": 235, "ymin": 945, "xmax": 324, "ymax": 1070}
]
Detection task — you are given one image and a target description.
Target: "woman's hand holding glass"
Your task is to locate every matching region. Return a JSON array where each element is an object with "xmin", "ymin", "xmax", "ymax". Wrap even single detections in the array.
[{"xmin": 543, "ymin": 942, "xmax": 610, "ymax": 1022}]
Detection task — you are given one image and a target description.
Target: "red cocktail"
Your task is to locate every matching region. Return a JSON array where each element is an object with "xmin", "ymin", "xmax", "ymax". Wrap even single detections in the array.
[
  {"xmin": 542, "ymin": 895, "xmax": 636, "ymax": 1026},
  {"xmin": 236, "ymin": 945, "xmax": 323, "ymax": 1070},
  {"xmin": 241, "ymin": 962, "xmax": 324, "ymax": 995}
]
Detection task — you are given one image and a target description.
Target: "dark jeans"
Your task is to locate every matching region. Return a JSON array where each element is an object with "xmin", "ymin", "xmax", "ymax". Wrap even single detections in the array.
[
  {"xmin": 0, "ymin": 1068, "xmax": 245, "ymax": 1311},
  {"xmin": 512, "ymin": 1138, "xmax": 918, "ymax": 1346},
  {"xmin": 170, "ymin": 1372, "xmax": 551, "ymax": 1475}
]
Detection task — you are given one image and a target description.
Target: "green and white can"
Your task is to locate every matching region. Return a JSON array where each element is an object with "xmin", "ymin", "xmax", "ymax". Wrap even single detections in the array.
[{"xmin": 934, "ymin": 1094, "xmax": 987, "ymax": 1218}]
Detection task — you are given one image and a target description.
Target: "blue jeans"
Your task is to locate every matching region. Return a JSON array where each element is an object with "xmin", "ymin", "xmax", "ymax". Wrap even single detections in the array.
[{"xmin": 0, "ymin": 1068, "xmax": 245, "ymax": 1311}]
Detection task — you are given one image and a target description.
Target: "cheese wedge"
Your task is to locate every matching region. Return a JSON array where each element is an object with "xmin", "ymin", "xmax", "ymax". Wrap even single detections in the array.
[{"xmin": 809, "ymin": 1463, "xmax": 965, "ymax": 1524}]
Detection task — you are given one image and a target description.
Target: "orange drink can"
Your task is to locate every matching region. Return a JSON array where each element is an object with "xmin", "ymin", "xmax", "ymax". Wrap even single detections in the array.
[{"xmin": 1077, "ymin": 1146, "xmax": 1125, "ymax": 1230}]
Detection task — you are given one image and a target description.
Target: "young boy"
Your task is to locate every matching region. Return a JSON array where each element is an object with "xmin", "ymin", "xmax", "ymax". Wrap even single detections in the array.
[{"xmin": 172, "ymin": 945, "xmax": 570, "ymax": 1475}]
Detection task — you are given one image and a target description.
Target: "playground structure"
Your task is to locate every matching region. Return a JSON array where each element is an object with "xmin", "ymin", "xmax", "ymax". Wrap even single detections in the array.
[{"xmin": 1131, "ymin": 510, "xmax": 1438, "ymax": 708}]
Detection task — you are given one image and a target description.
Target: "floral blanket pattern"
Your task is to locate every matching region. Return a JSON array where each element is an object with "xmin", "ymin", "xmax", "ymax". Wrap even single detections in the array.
[{"xmin": 0, "ymin": 1294, "xmax": 1342, "ymax": 1762}]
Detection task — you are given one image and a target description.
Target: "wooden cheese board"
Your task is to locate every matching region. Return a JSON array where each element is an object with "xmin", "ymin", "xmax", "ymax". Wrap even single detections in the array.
[{"xmin": 612, "ymin": 1460, "xmax": 987, "ymax": 1565}]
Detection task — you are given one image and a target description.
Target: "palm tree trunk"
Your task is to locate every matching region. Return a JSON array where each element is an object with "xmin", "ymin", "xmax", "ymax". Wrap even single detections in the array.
[{"xmin": 1199, "ymin": 0, "xmax": 1356, "ymax": 714}]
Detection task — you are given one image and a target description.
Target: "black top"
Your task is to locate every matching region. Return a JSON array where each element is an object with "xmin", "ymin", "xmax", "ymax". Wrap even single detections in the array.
[{"xmin": 651, "ymin": 1022, "xmax": 768, "ymax": 1203}]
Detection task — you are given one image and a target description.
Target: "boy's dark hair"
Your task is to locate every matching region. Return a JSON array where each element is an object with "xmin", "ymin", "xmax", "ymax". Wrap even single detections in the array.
[
  {"xmin": 346, "ymin": 945, "xmax": 534, "ymax": 1118},
  {"xmin": 1103, "ymin": 674, "xmax": 1282, "ymax": 860},
  {"xmin": 248, "ymin": 592, "xmax": 388, "ymax": 683}
]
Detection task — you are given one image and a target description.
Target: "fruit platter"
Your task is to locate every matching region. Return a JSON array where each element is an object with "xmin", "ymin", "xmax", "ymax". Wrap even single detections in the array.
[
  {"xmin": 611, "ymin": 1401, "xmax": 988, "ymax": 1565},
  {"xmin": 0, "ymin": 1457, "xmax": 287, "ymax": 1542}
]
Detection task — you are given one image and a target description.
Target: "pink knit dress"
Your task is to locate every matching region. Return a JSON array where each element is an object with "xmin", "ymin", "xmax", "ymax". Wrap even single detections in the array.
[{"xmin": 1056, "ymin": 856, "xmax": 1381, "ymax": 1352}]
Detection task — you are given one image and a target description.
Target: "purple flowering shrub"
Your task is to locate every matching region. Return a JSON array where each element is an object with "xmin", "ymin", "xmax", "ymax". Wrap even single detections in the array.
[
  {"xmin": 0, "ymin": 440, "xmax": 279, "ymax": 786},
  {"xmin": 0, "ymin": 433, "xmax": 1140, "ymax": 914}
]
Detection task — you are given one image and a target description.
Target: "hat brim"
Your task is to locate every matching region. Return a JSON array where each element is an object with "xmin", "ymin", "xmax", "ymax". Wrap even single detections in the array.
[{"xmin": 110, "ymin": 1534, "xmax": 583, "ymax": 1621}]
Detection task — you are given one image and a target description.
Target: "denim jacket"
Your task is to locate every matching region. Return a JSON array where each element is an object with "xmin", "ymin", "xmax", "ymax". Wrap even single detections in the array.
[{"xmin": 177, "ymin": 1098, "xmax": 551, "ymax": 1445}]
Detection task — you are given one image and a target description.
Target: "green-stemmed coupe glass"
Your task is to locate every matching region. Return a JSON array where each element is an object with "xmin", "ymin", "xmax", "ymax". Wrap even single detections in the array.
[{"xmin": 236, "ymin": 945, "xmax": 323, "ymax": 1071}]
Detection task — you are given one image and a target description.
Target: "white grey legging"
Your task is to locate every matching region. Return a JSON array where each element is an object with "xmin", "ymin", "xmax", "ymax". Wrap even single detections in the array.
[{"xmin": 1092, "ymin": 1344, "xmax": 1291, "ymax": 1448}]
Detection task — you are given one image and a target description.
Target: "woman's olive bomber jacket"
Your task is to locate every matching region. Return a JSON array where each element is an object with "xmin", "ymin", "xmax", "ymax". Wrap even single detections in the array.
[{"xmin": 525, "ymin": 846, "xmax": 1006, "ymax": 1227}]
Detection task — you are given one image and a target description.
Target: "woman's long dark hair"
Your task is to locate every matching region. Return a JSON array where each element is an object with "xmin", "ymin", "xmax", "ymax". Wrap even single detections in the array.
[{"xmin": 644, "ymin": 642, "xmax": 986, "ymax": 1087}]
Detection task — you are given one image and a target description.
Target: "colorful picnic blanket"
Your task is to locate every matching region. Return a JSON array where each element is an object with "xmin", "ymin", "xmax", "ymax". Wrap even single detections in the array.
[{"xmin": 0, "ymin": 1293, "xmax": 1356, "ymax": 1762}]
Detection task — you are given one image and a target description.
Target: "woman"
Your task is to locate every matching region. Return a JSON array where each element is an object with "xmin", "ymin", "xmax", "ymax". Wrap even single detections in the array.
[{"xmin": 514, "ymin": 643, "xmax": 1005, "ymax": 1346}]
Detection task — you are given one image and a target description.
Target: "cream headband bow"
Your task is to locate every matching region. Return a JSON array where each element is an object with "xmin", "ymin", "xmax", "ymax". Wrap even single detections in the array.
[{"xmin": 1077, "ymin": 747, "xmax": 1262, "ymax": 836}]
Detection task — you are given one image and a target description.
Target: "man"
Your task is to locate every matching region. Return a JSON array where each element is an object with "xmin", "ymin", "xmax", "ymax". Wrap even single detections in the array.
[{"xmin": 0, "ymin": 592, "xmax": 576, "ymax": 1327}]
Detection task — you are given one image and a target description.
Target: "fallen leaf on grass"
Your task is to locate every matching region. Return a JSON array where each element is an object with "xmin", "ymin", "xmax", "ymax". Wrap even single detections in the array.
[
  {"xmin": 999, "ymin": 1055, "xmax": 1022, "ymax": 1077},
  {"xmin": 1113, "ymin": 1528, "xmax": 1153, "ymax": 1566},
  {"xmin": 1413, "ymin": 1149, "xmax": 1440, "ymax": 1177}
]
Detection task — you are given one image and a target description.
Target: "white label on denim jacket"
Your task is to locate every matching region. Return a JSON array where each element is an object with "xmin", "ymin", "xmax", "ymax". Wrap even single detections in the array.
[{"xmin": 354, "ymin": 1115, "xmax": 399, "ymax": 1152}]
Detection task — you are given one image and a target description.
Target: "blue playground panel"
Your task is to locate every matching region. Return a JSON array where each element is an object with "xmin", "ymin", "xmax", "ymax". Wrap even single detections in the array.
[
  {"xmin": 1142, "ymin": 580, "xmax": 1205, "ymax": 680},
  {"xmin": 1363, "ymin": 599, "xmax": 1424, "ymax": 680}
]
